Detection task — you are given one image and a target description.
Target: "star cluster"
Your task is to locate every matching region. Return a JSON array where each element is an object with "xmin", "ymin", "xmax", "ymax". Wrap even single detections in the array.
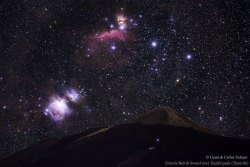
[{"xmin": 0, "ymin": 0, "xmax": 249, "ymax": 159}]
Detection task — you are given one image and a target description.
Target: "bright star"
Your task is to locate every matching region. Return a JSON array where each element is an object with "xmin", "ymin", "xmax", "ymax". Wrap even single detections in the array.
[
  {"xmin": 111, "ymin": 45, "xmax": 116, "ymax": 50},
  {"xmin": 186, "ymin": 54, "xmax": 192, "ymax": 60},
  {"xmin": 151, "ymin": 41, "xmax": 157, "ymax": 47},
  {"xmin": 119, "ymin": 24, "xmax": 126, "ymax": 30}
]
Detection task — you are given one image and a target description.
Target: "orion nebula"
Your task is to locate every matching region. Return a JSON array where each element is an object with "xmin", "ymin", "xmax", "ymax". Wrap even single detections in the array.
[
  {"xmin": 44, "ymin": 88, "xmax": 81, "ymax": 121},
  {"xmin": 44, "ymin": 96, "xmax": 71, "ymax": 121}
]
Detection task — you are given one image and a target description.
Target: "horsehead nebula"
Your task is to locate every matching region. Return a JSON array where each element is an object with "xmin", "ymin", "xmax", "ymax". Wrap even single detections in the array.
[{"xmin": 83, "ymin": 14, "xmax": 137, "ymax": 69}]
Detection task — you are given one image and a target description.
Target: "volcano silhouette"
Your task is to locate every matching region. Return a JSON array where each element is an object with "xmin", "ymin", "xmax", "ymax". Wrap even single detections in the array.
[
  {"xmin": 1, "ymin": 107, "xmax": 249, "ymax": 167},
  {"xmin": 132, "ymin": 107, "xmax": 214, "ymax": 134}
]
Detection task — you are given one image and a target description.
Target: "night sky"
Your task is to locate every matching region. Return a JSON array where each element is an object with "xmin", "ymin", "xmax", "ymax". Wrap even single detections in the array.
[{"xmin": 0, "ymin": 0, "xmax": 249, "ymax": 159}]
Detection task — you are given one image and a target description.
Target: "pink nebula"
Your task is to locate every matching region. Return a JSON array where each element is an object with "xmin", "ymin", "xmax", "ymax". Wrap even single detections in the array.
[
  {"xmin": 44, "ymin": 96, "xmax": 71, "ymax": 121},
  {"xmin": 95, "ymin": 30, "xmax": 126, "ymax": 41},
  {"xmin": 82, "ymin": 27, "xmax": 136, "ymax": 69}
]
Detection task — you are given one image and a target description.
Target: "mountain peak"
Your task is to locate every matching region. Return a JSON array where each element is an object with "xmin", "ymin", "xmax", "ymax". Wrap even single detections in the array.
[
  {"xmin": 132, "ymin": 106, "xmax": 214, "ymax": 134},
  {"xmin": 1, "ymin": 106, "xmax": 249, "ymax": 167}
]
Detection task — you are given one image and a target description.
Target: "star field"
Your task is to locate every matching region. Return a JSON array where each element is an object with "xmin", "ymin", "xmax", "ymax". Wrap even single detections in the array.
[{"xmin": 0, "ymin": 0, "xmax": 249, "ymax": 159}]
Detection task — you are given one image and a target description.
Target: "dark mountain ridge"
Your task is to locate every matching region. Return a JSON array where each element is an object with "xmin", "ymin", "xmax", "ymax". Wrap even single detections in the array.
[{"xmin": 1, "ymin": 107, "xmax": 249, "ymax": 167}]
